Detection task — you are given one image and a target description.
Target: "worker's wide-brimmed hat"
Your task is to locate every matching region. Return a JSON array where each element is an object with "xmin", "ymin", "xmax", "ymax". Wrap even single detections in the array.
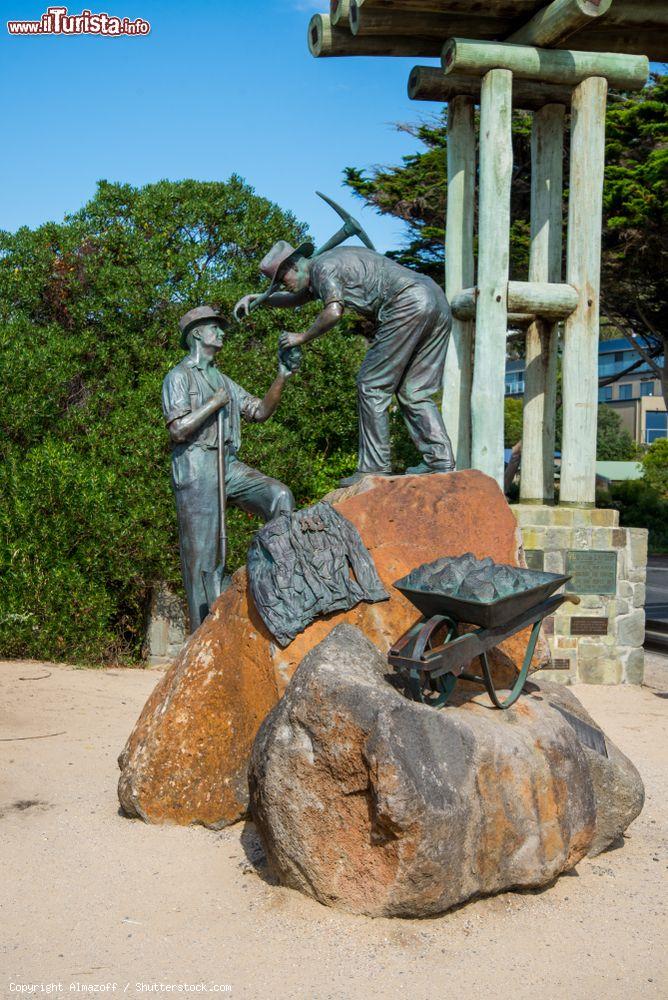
[
  {"xmin": 178, "ymin": 305, "xmax": 227, "ymax": 349},
  {"xmin": 260, "ymin": 240, "xmax": 314, "ymax": 293}
]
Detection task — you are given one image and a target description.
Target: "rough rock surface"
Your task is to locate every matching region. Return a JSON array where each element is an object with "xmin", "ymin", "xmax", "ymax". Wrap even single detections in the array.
[
  {"xmin": 249, "ymin": 624, "xmax": 644, "ymax": 917},
  {"xmin": 543, "ymin": 685, "xmax": 646, "ymax": 857},
  {"xmin": 119, "ymin": 471, "xmax": 549, "ymax": 827}
]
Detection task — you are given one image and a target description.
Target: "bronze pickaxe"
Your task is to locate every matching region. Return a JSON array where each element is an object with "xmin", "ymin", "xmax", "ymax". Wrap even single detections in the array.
[
  {"xmin": 234, "ymin": 191, "xmax": 375, "ymax": 320},
  {"xmin": 313, "ymin": 191, "xmax": 376, "ymax": 255}
]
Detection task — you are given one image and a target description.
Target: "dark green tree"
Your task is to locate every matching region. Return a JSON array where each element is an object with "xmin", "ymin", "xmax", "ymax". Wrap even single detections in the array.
[
  {"xmin": 503, "ymin": 397, "xmax": 524, "ymax": 448},
  {"xmin": 601, "ymin": 75, "xmax": 668, "ymax": 405},
  {"xmin": 595, "ymin": 405, "xmax": 637, "ymax": 460},
  {"xmin": 0, "ymin": 178, "xmax": 365, "ymax": 663},
  {"xmin": 344, "ymin": 112, "xmax": 532, "ymax": 282},
  {"xmin": 642, "ymin": 437, "xmax": 668, "ymax": 496}
]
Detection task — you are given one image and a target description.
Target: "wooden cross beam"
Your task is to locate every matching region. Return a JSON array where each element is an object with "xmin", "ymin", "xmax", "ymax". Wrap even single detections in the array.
[
  {"xmin": 408, "ymin": 66, "xmax": 582, "ymax": 109},
  {"xmin": 308, "ymin": 13, "xmax": 442, "ymax": 57},
  {"xmin": 452, "ymin": 282, "xmax": 579, "ymax": 322},
  {"xmin": 441, "ymin": 38, "xmax": 649, "ymax": 89}
]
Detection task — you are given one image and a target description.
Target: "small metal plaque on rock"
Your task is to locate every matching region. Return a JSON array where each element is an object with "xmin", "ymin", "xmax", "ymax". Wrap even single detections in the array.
[
  {"xmin": 552, "ymin": 705, "xmax": 608, "ymax": 757},
  {"xmin": 550, "ymin": 659, "xmax": 571, "ymax": 670},
  {"xmin": 565, "ymin": 550, "xmax": 617, "ymax": 595},
  {"xmin": 570, "ymin": 616, "xmax": 609, "ymax": 636}
]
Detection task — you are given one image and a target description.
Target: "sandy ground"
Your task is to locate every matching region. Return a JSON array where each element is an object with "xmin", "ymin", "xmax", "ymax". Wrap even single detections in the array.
[{"xmin": 1, "ymin": 655, "xmax": 666, "ymax": 1000}]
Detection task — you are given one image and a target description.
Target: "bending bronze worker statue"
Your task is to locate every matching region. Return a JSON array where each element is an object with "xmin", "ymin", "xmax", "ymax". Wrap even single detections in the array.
[
  {"xmin": 163, "ymin": 306, "xmax": 297, "ymax": 631},
  {"xmin": 234, "ymin": 238, "xmax": 456, "ymax": 487}
]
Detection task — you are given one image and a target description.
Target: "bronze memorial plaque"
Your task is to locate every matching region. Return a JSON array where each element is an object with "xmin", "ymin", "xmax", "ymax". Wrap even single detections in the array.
[
  {"xmin": 524, "ymin": 549, "xmax": 544, "ymax": 572},
  {"xmin": 565, "ymin": 550, "xmax": 617, "ymax": 595},
  {"xmin": 570, "ymin": 616, "xmax": 609, "ymax": 636}
]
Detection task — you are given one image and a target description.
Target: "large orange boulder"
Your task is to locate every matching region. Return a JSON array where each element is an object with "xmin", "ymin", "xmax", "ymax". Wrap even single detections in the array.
[{"xmin": 118, "ymin": 471, "xmax": 549, "ymax": 828}]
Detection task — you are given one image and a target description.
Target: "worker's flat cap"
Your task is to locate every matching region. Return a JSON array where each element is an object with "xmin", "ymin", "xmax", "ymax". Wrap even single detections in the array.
[{"xmin": 178, "ymin": 305, "xmax": 227, "ymax": 348}]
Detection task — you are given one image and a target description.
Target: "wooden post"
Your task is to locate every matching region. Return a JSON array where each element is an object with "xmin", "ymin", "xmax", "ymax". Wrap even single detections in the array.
[
  {"xmin": 443, "ymin": 96, "xmax": 475, "ymax": 470},
  {"xmin": 560, "ymin": 76, "xmax": 607, "ymax": 507},
  {"xmin": 521, "ymin": 104, "xmax": 565, "ymax": 505},
  {"xmin": 471, "ymin": 68, "xmax": 513, "ymax": 488}
]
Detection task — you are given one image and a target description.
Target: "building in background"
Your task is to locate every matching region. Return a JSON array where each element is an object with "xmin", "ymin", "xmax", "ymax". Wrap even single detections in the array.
[
  {"xmin": 505, "ymin": 337, "xmax": 666, "ymax": 445},
  {"xmin": 597, "ymin": 338, "xmax": 667, "ymax": 444}
]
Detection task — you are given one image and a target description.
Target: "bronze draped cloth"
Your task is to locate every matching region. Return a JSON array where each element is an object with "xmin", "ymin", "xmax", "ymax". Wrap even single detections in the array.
[{"xmin": 247, "ymin": 501, "xmax": 388, "ymax": 647}]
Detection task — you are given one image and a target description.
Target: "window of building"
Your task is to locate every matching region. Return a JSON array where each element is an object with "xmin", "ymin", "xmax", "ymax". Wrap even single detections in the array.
[
  {"xmin": 646, "ymin": 411, "xmax": 668, "ymax": 444},
  {"xmin": 618, "ymin": 383, "xmax": 633, "ymax": 400},
  {"xmin": 599, "ymin": 386, "xmax": 613, "ymax": 402},
  {"xmin": 640, "ymin": 382, "xmax": 655, "ymax": 397}
]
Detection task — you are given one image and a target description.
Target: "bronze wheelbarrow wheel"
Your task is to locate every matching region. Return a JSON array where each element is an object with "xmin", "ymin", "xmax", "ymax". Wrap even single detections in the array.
[{"xmin": 400, "ymin": 613, "xmax": 544, "ymax": 710}]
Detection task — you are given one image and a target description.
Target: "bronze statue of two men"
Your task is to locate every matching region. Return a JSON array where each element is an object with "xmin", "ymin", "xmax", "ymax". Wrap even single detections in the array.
[{"xmin": 163, "ymin": 242, "xmax": 455, "ymax": 630}]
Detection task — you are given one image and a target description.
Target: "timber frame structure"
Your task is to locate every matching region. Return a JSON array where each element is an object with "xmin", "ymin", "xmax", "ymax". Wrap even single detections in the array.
[{"xmin": 307, "ymin": 0, "xmax": 661, "ymax": 507}]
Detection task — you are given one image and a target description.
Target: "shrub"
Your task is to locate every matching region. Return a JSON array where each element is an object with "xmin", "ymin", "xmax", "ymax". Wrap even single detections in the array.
[
  {"xmin": 0, "ymin": 178, "xmax": 369, "ymax": 663},
  {"xmin": 641, "ymin": 437, "xmax": 668, "ymax": 496},
  {"xmin": 599, "ymin": 479, "xmax": 668, "ymax": 554}
]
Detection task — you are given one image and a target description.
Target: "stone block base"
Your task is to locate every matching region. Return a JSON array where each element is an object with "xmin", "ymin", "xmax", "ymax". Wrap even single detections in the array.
[
  {"xmin": 512, "ymin": 504, "xmax": 648, "ymax": 684},
  {"xmin": 142, "ymin": 582, "xmax": 188, "ymax": 667}
]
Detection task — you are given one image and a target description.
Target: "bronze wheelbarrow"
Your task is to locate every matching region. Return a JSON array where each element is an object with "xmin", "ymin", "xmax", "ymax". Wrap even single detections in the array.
[{"xmin": 388, "ymin": 566, "xmax": 579, "ymax": 710}]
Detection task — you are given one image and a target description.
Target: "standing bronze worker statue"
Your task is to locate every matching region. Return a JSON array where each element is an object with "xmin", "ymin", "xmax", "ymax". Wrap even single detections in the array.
[
  {"xmin": 163, "ymin": 306, "xmax": 297, "ymax": 631},
  {"xmin": 234, "ymin": 200, "xmax": 455, "ymax": 487}
]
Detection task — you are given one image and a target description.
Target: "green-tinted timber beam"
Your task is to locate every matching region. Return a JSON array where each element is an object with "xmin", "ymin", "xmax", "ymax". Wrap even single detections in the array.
[
  {"xmin": 407, "ymin": 66, "xmax": 582, "ymax": 109},
  {"xmin": 349, "ymin": 1, "xmax": 508, "ymax": 39},
  {"xmin": 566, "ymin": 27, "xmax": 668, "ymax": 60},
  {"xmin": 309, "ymin": 13, "xmax": 442, "ymax": 57},
  {"xmin": 507, "ymin": 315, "xmax": 536, "ymax": 328},
  {"xmin": 452, "ymin": 281, "xmax": 577, "ymax": 322},
  {"xmin": 441, "ymin": 38, "xmax": 649, "ymax": 90},
  {"xmin": 330, "ymin": 0, "xmax": 352, "ymax": 26},
  {"xmin": 570, "ymin": 4, "xmax": 668, "ymax": 60},
  {"xmin": 355, "ymin": 0, "xmax": 544, "ymax": 13},
  {"xmin": 507, "ymin": 0, "xmax": 613, "ymax": 48}
]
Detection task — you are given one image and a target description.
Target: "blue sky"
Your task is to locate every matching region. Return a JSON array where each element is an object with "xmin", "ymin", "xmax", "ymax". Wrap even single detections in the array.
[{"xmin": 0, "ymin": 0, "xmax": 439, "ymax": 251}]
